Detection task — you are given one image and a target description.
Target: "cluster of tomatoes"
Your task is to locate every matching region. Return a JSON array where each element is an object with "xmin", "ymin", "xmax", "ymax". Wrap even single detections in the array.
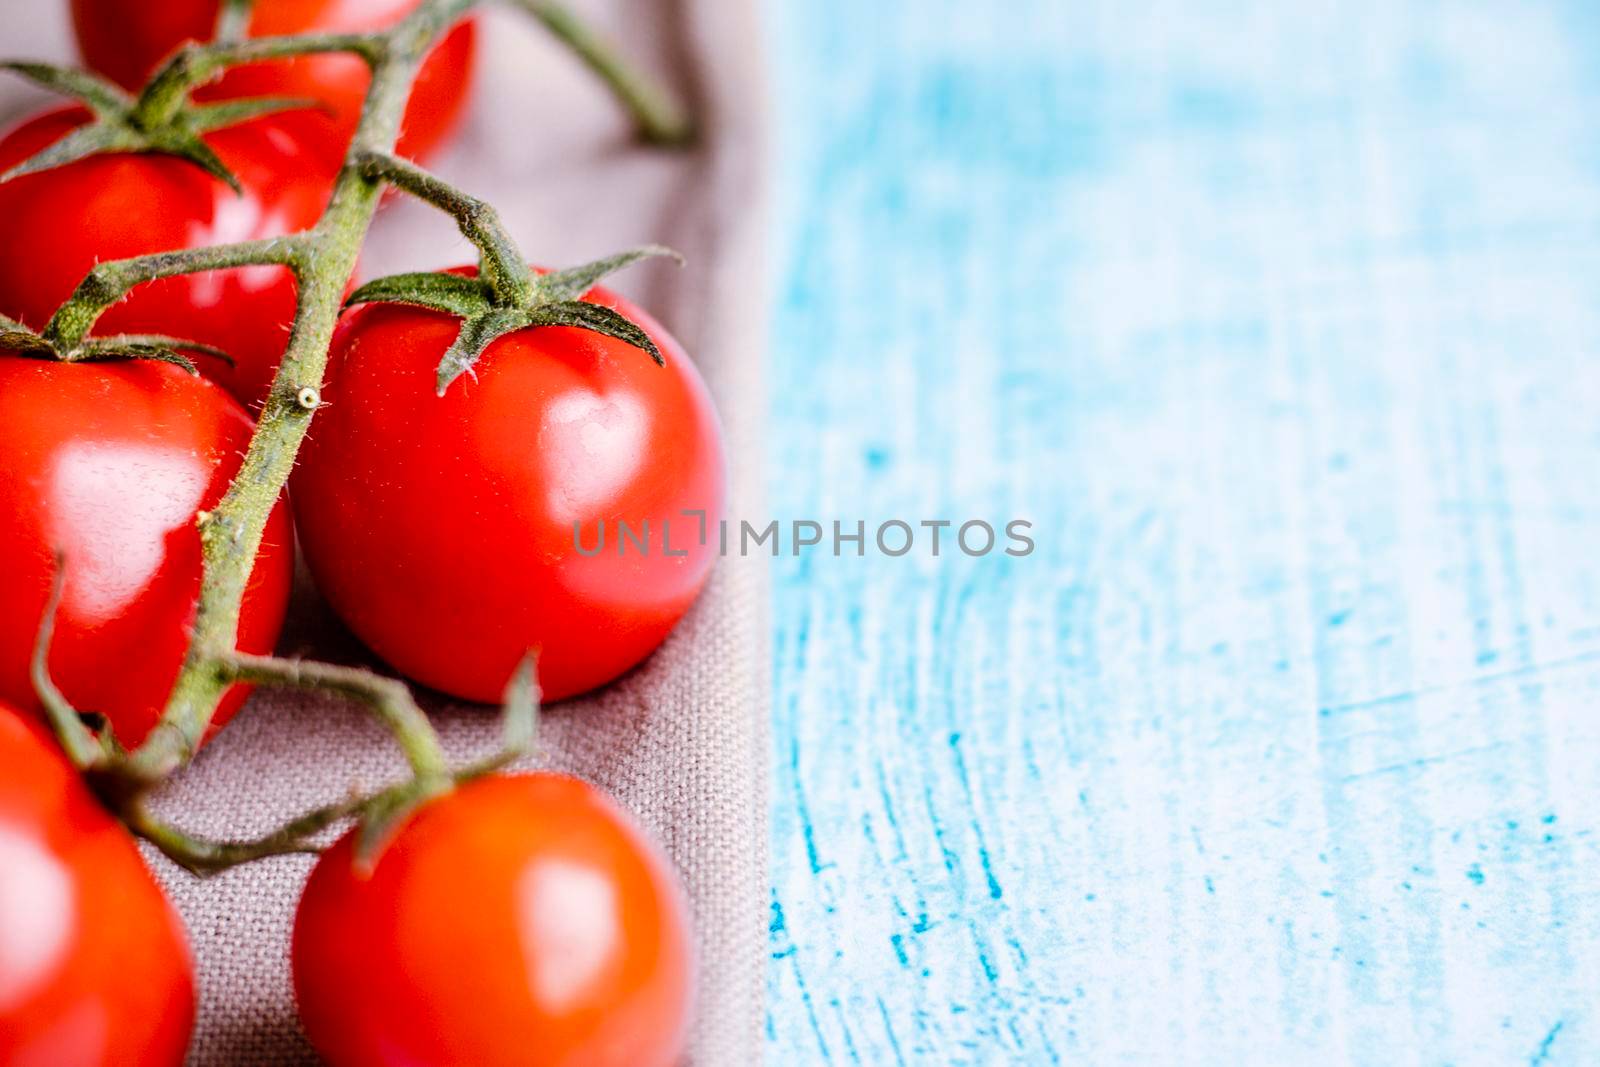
[{"xmin": 0, "ymin": 2, "xmax": 725, "ymax": 1065}]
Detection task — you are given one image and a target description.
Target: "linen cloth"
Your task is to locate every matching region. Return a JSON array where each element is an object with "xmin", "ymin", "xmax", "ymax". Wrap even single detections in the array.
[{"xmin": 0, "ymin": 2, "xmax": 770, "ymax": 1063}]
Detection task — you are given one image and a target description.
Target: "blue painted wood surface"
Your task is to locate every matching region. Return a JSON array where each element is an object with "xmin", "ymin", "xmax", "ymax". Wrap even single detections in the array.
[{"xmin": 763, "ymin": 1, "xmax": 1600, "ymax": 1063}]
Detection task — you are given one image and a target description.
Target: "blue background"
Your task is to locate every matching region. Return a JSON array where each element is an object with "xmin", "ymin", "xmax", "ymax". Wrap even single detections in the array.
[{"xmin": 764, "ymin": 1, "xmax": 1600, "ymax": 1063}]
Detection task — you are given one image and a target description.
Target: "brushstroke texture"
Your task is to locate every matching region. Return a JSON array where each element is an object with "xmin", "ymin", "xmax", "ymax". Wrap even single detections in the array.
[{"xmin": 766, "ymin": 1, "xmax": 1600, "ymax": 1062}]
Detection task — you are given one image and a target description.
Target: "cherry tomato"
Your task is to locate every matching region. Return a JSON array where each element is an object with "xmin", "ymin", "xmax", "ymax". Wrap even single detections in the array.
[
  {"xmin": 0, "ymin": 357, "xmax": 294, "ymax": 750},
  {"xmin": 0, "ymin": 701, "xmax": 195, "ymax": 1066},
  {"xmin": 293, "ymin": 773, "xmax": 693, "ymax": 1067},
  {"xmin": 0, "ymin": 106, "xmax": 342, "ymax": 409},
  {"xmin": 70, "ymin": 0, "xmax": 476, "ymax": 163},
  {"xmin": 291, "ymin": 274, "xmax": 725, "ymax": 704}
]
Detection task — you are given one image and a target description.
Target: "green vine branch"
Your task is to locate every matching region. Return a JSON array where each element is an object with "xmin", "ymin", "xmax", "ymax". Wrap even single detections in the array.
[
  {"xmin": 44, "ymin": 237, "xmax": 305, "ymax": 348},
  {"xmin": 221, "ymin": 653, "xmax": 449, "ymax": 781},
  {"xmin": 124, "ymin": 791, "xmax": 362, "ymax": 875},
  {"xmin": 117, "ymin": 652, "xmax": 539, "ymax": 875},
  {"xmin": 133, "ymin": 34, "xmax": 384, "ymax": 130},
  {"xmin": 357, "ymin": 150, "xmax": 533, "ymax": 304},
  {"xmin": 30, "ymin": 561, "xmax": 109, "ymax": 771},
  {"xmin": 517, "ymin": 1, "xmax": 694, "ymax": 145}
]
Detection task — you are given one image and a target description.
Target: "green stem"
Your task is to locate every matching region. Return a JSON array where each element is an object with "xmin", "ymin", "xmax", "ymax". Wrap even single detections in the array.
[
  {"xmin": 123, "ymin": 777, "xmax": 435, "ymax": 874},
  {"xmin": 30, "ymin": 559, "xmax": 107, "ymax": 770},
  {"xmin": 134, "ymin": 33, "xmax": 383, "ymax": 128},
  {"xmin": 517, "ymin": 1, "xmax": 695, "ymax": 146},
  {"xmin": 114, "ymin": 650, "xmax": 538, "ymax": 872},
  {"xmin": 221, "ymin": 653, "xmax": 450, "ymax": 780},
  {"xmin": 356, "ymin": 150, "xmax": 534, "ymax": 305},
  {"xmin": 124, "ymin": 795, "xmax": 340, "ymax": 874},
  {"xmin": 44, "ymin": 237, "xmax": 306, "ymax": 348}
]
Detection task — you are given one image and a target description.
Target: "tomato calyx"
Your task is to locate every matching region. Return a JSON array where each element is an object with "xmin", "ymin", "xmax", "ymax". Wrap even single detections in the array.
[
  {"xmin": 346, "ymin": 150, "xmax": 685, "ymax": 393},
  {"xmin": 347, "ymin": 244, "xmax": 683, "ymax": 395},
  {"xmin": 0, "ymin": 60, "xmax": 317, "ymax": 192},
  {"xmin": 0, "ymin": 312, "xmax": 231, "ymax": 375}
]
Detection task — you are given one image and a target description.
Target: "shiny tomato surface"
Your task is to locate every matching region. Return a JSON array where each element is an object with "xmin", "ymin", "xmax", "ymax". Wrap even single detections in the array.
[
  {"xmin": 0, "ymin": 107, "xmax": 341, "ymax": 409},
  {"xmin": 291, "ymin": 276, "xmax": 725, "ymax": 704},
  {"xmin": 0, "ymin": 357, "xmax": 293, "ymax": 750},
  {"xmin": 70, "ymin": 0, "xmax": 476, "ymax": 162},
  {"xmin": 293, "ymin": 773, "xmax": 693, "ymax": 1067},
  {"xmin": 0, "ymin": 702, "xmax": 195, "ymax": 1067}
]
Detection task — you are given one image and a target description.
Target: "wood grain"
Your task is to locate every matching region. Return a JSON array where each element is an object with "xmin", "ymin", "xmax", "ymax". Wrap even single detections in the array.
[{"xmin": 764, "ymin": 1, "xmax": 1600, "ymax": 1062}]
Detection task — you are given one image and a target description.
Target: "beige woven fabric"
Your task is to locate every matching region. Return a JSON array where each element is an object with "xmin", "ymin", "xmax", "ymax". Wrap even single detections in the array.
[{"xmin": 0, "ymin": 2, "xmax": 769, "ymax": 1064}]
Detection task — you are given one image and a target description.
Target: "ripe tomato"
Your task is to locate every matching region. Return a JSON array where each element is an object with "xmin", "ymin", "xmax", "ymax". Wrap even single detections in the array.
[
  {"xmin": 0, "ymin": 106, "xmax": 342, "ymax": 409},
  {"xmin": 291, "ymin": 275, "xmax": 725, "ymax": 704},
  {"xmin": 293, "ymin": 773, "xmax": 693, "ymax": 1067},
  {"xmin": 70, "ymin": 0, "xmax": 476, "ymax": 163},
  {"xmin": 0, "ymin": 357, "xmax": 294, "ymax": 750},
  {"xmin": 0, "ymin": 701, "xmax": 195, "ymax": 1066}
]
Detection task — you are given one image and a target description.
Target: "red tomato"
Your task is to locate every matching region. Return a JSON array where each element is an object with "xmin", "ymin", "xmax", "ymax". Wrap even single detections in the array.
[
  {"xmin": 0, "ymin": 106, "xmax": 341, "ymax": 409},
  {"xmin": 70, "ymin": 0, "xmax": 476, "ymax": 163},
  {"xmin": 0, "ymin": 701, "xmax": 195, "ymax": 1066},
  {"xmin": 293, "ymin": 773, "xmax": 693, "ymax": 1067},
  {"xmin": 291, "ymin": 275, "xmax": 725, "ymax": 703},
  {"xmin": 0, "ymin": 357, "xmax": 294, "ymax": 750}
]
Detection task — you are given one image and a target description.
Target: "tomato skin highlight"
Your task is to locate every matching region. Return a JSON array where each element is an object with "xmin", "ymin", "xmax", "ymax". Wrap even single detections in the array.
[
  {"xmin": 0, "ymin": 106, "xmax": 341, "ymax": 410},
  {"xmin": 0, "ymin": 701, "xmax": 195, "ymax": 1067},
  {"xmin": 0, "ymin": 358, "xmax": 293, "ymax": 751},
  {"xmin": 292, "ymin": 276, "xmax": 726, "ymax": 704},
  {"xmin": 69, "ymin": 0, "xmax": 476, "ymax": 163},
  {"xmin": 293, "ymin": 773, "xmax": 693, "ymax": 1067}
]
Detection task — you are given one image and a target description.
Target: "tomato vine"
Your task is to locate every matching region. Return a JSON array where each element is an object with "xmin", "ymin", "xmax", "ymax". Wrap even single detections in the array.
[{"xmin": 1, "ymin": 0, "xmax": 691, "ymax": 871}]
